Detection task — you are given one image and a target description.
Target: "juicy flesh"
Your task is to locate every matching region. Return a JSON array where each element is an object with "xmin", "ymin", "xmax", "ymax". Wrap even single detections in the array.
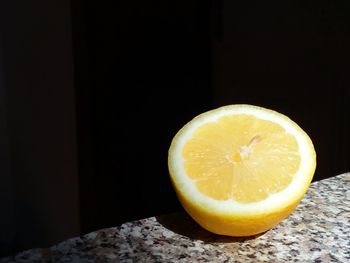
[{"xmin": 183, "ymin": 115, "xmax": 301, "ymax": 202}]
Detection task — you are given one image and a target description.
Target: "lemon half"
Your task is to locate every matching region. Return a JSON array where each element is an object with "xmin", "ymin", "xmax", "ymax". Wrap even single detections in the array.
[{"xmin": 168, "ymin": 104, "xmax": 316, "ymax": 236}]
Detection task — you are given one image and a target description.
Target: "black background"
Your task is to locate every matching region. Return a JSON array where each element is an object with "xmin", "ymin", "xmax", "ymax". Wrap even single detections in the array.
[
  {"xmin": 0, "ymin": 0, "xmax": 349, "ymax": 257},
  {"xmin": 74, "ymin": 0, "xmax": 213, "ymax": 233},
  {"xmin": 74, "ymin": 0, "xmax": 350, "ymax": 232}
]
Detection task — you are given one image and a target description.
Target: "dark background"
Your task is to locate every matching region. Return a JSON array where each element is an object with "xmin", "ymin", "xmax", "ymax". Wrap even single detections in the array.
[{"xmin": 0, "ymin": 0, "xmax": 349, "ymax": 257}]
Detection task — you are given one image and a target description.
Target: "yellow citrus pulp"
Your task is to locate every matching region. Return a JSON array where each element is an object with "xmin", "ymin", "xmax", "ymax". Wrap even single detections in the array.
[{"xmin": 168, "ymin": 104, "xmax": 316, "ymax": 236}]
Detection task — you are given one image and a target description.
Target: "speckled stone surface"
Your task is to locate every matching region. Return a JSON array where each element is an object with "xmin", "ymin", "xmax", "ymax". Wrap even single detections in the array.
[{"xmin": 2, "ymin": 173, "xmax": 349, "ymax": 263}]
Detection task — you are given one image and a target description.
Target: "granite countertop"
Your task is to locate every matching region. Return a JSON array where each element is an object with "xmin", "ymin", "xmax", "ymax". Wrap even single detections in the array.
[{"xmin": 2, "ymin": 173, "xmax": 349, "ymax": 263}]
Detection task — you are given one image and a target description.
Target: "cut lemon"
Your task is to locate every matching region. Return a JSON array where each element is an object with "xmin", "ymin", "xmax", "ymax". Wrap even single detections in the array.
[{"xmin": 168, "ymin": 104, "xmax": 316, "ymax": 236}]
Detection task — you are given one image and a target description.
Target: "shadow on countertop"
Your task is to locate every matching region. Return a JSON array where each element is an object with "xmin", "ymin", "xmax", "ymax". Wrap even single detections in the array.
[{"xmin": 155, "ymin": 211, "xmax": 265, "ymax": 244}]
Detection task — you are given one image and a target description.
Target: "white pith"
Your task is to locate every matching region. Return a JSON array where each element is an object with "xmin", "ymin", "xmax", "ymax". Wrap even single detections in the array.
[{"xmin": 168, "ymin": 105, "xmax": 316, "ymax": 215}]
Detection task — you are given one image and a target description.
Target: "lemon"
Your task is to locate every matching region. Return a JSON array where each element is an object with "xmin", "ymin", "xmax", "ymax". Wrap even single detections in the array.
[{"xmin": 168, "ymin": 104, "xmax": 316, "ymax": 236}]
